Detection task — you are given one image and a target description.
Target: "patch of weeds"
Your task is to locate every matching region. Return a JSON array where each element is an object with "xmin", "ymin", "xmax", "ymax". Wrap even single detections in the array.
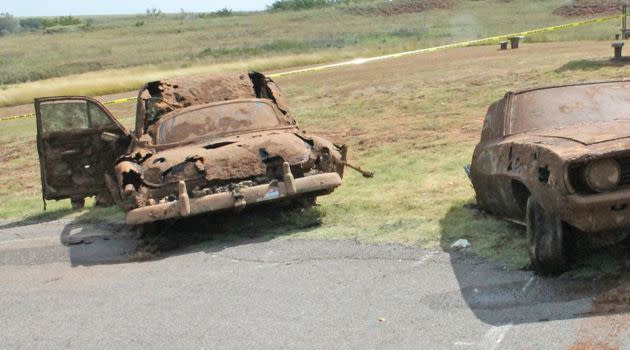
[
  {"xmin": 440, "ymin": 203, "xmax": 529, "ymax": 268},
  {"xmin": 563, "ymin": 251, "xmax": 623, "ymax": 280},
  {"xmin": 555, "ymin": 59, "xmax": 627, "ymax": 73},
  {"xmin": 197, "ymin": 35, "xmax": 393, "ymax": 60}
]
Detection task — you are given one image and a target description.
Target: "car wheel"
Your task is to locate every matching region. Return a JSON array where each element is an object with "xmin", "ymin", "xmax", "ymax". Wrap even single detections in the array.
[
  {"xmin": 526, "ymin": 197, "xmax": 568, "ymax": 274},
  {"xmin": 70, "ymin": 197, "xmax": 85, "ymax": 210},
  {"xmin": 95, "ymin": 190, "xmax": 114, "ymax": 207}
]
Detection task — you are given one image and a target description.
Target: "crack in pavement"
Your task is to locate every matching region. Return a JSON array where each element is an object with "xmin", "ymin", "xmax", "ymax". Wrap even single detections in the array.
[{"xmin": 208, "ymin": 251, "xmax": 439, "ymax": 265}]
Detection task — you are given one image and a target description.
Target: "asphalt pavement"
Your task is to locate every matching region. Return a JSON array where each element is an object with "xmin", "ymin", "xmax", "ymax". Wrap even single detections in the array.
[{"xmin": 1, "ymin": 220, "xmax": 629, "ymax": 349}]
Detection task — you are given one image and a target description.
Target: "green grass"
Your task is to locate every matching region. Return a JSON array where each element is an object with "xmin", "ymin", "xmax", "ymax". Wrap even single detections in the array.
[
  {"xmin": 0, "ymin": 0, "xmax": 623, "ymax": 107},
  {"xmin": 0, "ymin": 197, "xmax": 123, "ymax": 224},
  {"xmin": 0, "ymin": 113, "xmax": 134, "ymax": 224},
  {"xmin": 562, "ymin": 251, "xmax": 623, "ymax": 279}
]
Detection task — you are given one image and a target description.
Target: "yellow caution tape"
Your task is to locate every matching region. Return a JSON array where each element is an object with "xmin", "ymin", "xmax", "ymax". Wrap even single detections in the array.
[
  {"xmin": 268, "ymin": 14, "xmax": 624, "ymax": 78},
  {"xmin": 0, "ymin": 14, "xmax": 624, "ymax": 122},
  {"xmin": 102, "ymin": 97, "xmax": 136, "ymax": 105},
  {"xmin": 0, "ymin": 112, "xmax": 38, "ymax": 121},
  {"xmin": 0, "ymin": 96, "xmax": 138, "ymax": 122}
]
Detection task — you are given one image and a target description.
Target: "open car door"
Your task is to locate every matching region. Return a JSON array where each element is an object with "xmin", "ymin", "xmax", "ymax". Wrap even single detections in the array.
[{"xmin": 35, "ymin": 97, "xmax": 131, "ymax": 209}]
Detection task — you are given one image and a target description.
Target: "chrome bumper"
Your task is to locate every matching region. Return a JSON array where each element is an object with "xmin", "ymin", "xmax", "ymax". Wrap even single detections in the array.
[{"xmin": 125, "ymin": 164, "xmax": 341, "ymax": 225}]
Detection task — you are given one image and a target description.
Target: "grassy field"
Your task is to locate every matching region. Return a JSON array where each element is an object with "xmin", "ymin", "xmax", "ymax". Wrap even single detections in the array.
[
  {"xmin": 0, "ymin": 0, "xmax": 622, "ymax": 107},
  {"xmin": 3, "ymin": 40, "xmax": 630, "ymax": 271}
]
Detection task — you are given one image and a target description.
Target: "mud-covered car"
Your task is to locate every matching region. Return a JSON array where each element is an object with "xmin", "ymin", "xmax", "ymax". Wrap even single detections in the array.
[
  {"xmin": 470, "ymin": 80, "xmax": 630, "ymax": 273},
  {"xmin": 35, "ymin": 72, "xmax": 347, "ymax": 225}
]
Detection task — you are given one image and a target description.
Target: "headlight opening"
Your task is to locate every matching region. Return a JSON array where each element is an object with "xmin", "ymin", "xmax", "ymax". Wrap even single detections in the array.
[{"xmin": 585, "ymin": 158, "xmax": 621, "ymax": 193}]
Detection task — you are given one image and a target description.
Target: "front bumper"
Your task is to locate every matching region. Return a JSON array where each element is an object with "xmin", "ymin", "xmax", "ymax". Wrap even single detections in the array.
[
  {"xmin": 563, "ymin": 187, "xmax": 630, "ymax": 232},
  {"xmin": 125, "ymin": 170, "xmax": 342, "ymax": 225}
]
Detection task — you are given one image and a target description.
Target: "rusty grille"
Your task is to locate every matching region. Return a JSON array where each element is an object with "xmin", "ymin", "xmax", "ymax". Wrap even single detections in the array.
[{"xmin": 617, "ymin": 156, "xmax": 630, "ymax": 186}]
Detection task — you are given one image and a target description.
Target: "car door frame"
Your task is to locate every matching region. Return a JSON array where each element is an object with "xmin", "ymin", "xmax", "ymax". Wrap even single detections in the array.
[{"xmin": 34, "ymin": 96, "xmax": 131, "ymax": 205}]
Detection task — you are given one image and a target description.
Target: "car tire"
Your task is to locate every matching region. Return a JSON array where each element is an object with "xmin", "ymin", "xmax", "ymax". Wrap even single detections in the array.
[
  {"xmin": 95, "ymin": 190, "xmax": 114, "ymax": 207},
  {"xmin": 526, "ymin": 197, "xmax": 568, "ymax": 274},
  {"xmin": 70, "ymin": 197, "xmax": 85, "ymax": 210}
]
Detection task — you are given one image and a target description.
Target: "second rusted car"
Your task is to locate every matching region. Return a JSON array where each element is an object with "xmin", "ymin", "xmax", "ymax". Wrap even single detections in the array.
[
  {"xmin": 35, "ymin": 72, "xmax": 347, "ymax": 225},
  {"xmin": 470, "ymin": 80, "xmax": 630, "ymax": 273}
]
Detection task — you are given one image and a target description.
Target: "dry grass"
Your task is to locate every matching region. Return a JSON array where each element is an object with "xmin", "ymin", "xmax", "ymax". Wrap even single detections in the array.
[{"xmin": 0, "ymin": 51, "xmax": 354, "ymax": 107}]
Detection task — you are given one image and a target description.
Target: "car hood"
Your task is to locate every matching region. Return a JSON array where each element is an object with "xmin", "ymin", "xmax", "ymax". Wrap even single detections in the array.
[
  {"xmin": 501, "ymin": 122, "xmax": 630, "ymax": 163},
  {"xmin": 529, "ymin": 122, "xmax": 630, "ymax": 145},
  {"xmin": 140, "ymin": 131, "xmax": 313, "ymax": 184}
]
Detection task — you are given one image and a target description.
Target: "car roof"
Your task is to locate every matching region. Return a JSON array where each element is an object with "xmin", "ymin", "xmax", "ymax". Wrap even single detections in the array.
[
  {"xmin": 508, "ymin": 79, "xmax": 630, "ymax": 96},
  {"xmin": 140, "ymin": 72, "xmax": 258, "ymax": 107}
]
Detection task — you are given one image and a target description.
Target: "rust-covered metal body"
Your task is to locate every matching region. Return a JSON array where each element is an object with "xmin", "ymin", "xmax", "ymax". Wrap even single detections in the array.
[
  {"xmin": 35, "ymin": 72, "xmax": 346, "ymax": 224},
  {"xmin": 471, "ymin": 80, "xmax": 630, "ymax": 234}
]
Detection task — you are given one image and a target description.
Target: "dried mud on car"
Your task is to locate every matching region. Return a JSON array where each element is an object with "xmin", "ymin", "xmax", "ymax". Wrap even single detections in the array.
[
  {"xmin": 35, "ymin": 72, "xmax": 356, "ymax": 226},
  {"xmin": 470, "ymin": 80, "xmax": 630, "ymax": 274}
]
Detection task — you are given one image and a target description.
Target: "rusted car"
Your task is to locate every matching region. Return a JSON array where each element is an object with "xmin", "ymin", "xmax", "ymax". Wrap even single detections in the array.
[
  {"xmin": 35, "ymin": 72, "xmax": 347, "ymax": 225},
  {"xmin": 470, "ymin": 80, "xmax": 630, "ymax": 274}
]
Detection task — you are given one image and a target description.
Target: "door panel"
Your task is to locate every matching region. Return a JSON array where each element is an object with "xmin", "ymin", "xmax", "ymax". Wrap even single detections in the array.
[{"xmin": 35, "ymin": 97, "xmax": 130, "ymax": 202}]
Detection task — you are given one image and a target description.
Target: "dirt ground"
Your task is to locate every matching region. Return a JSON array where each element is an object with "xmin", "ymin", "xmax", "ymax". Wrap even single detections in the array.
[
  {"xmin": 346, "ymin": 0, "xmax": 452, "ymax": 16},
  {"xmin": 554, "ymin": 0, "xmax": 624, "ymax": 17}
]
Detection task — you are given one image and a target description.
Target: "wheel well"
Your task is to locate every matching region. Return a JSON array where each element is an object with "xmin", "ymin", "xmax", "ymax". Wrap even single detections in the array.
[{"xmin": 511, "ymin": 180, "xmax": 530, "ymax": 215}]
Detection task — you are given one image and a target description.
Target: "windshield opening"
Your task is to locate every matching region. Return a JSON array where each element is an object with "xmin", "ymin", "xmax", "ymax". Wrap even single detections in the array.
[
  {"xmin": 509, "ymin": 82, "xmax": 630, "ymax": 134},
  {"xmin": 156, "ymin": 100, "xmax": 282, "ymax": 144}
]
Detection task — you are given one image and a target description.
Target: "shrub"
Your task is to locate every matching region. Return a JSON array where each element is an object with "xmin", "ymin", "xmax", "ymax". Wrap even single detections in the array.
[
  {"xmin": 214, "ymin": 8, "xmax": 233, "ymax": 16},
  {"xmin": 0, "ymin": 13, "xmax": 19, "ymax": 35},
  {"xmin": 40, "ymin": 16, "xmax": 82, "ymax": 28},
  {"xmin": 197, "ymin": 8, "xmax": 233, "ymax": 18},
  {"xmin": 82, "ymin": 18, "xmax": 95, "ymax": 30},
  {"xmin": 146, "ymin": 8, "xmax": 162, "ymax": 17},
  {"xmin": 269, "ymin": 0, "xmax": 339, "ymax": 11},
  {"xmin": 19, "ymin": 17, "xmax": 45, "ymax": 30},
  {"xmin": 13, "ymin": 15, "xmax": 83, "ymax": 34},
  {"xmin": 43, "ymin": 25, "xmax": 82, "ymax": 34},
  {"xmin": 56, "ymin": 16, "xmax": 81, "ymax": 26}
]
